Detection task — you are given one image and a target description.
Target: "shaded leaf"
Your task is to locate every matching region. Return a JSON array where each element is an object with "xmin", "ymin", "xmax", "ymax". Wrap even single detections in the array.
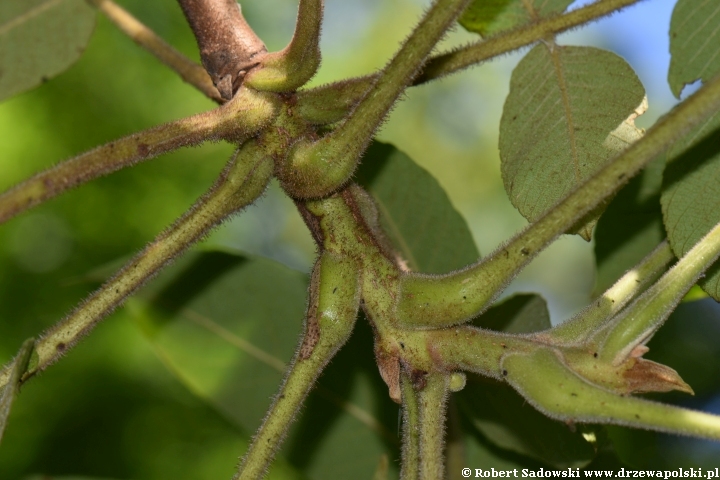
[
  {"xmin": 459, "ymin": 0, "xmax": 573, "ymax": 38},
  {"xmin": 500, "ymin": 44, "xmax": 646, "ymax": 239},
  {"xmin": 0, "ymin": 0, "xmax": 96, "ymax": 101},
  {"xmin": 0, "ymin": 338, "xmax": 34, "ymax": 445},
  {"xmin": 668, "ymin": 0, "xmax": 720, "ymax": 98},
  {"xmin": 459, "ymin": 294, "xmax": 598, "ymax": 468},
  {"xmin": 473, "ymin": 293, "xmax": 551, "ymax": 333},
  {"xmin": 660, "ymin": 111, "xmax": 720, "ymax": 300},
  {"xmin": 594, "ymin": 156, "xmax": 666, "ymax": 294},
  {"xmin": 130, "ymin": 251, "xmax": 399, "ymax": 480},
  {"xmin": 357, "ymin": 141, "xmax": 479, "ymax": 274}
]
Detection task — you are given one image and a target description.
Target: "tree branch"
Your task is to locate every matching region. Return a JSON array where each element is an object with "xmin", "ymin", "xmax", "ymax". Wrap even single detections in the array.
[
  {"xmin": 177, "ymin": 0, "xmax": 267, "ymax": 100},
  {"xmin": 88, "ymin": 0, "xmax": 223, "ymax": 103},
  {"xmin": 0, "ymin": 87, "xmax": 277, "ymax": 227},
  {"xmin": 415, "ymin": 0, "xmax": 644, "ymax": 84},
  {"xmin": 0, "ymin": 144, "xmax": 273, "ymax": 390}
]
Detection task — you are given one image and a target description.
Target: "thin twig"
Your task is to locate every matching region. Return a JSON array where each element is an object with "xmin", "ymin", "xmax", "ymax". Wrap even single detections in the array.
[
  {"xmin": 0, "ymin": 145, "xmax": 274, "ymax": 390},
  {"xmin": 88, "ymin": 0, "xmax": 223, "ymax": 103},
  {"xmin": 0, "ymin": 88, "xmax": 277, "ymax": 227}
]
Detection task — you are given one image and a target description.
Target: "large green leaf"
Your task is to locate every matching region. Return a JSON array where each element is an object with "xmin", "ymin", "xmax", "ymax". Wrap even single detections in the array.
[
  {"xmin": 668, "ymin": 0, "xmax": 720, "ymax": 98},
  {"xmin": 356, "ymin": 141, "xmax": 479, "ymax": 274},
  {"xmin": 594, "ymin": 156, "xmax": 666, "ymax": 294},
  {"xmin": 130, "ymin": 251, "xmax": 399, "ymax": 480},
  {"xmin": 500, "ymin": 44, "xmax": 646, "ymax": 239},
  {"xmin": 660, "ymin": 111, "xmax": 720, "ymax": 301},
  {"xmin": 459, "ymin": 0, "xmax": 573, "ymax": 38},
  {"xmin": 0, "ymin": 0, "xmax": 96, "ymax": 101},
  {"xmin": 457, "ymin": 294, "xmax": 599, "ymax": 468}
]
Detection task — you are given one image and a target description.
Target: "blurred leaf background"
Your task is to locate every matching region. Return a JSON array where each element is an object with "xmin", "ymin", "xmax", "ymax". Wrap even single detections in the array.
[{"xmin": 1, "ymin": 0, "xmax": 720, "ymax": 477}]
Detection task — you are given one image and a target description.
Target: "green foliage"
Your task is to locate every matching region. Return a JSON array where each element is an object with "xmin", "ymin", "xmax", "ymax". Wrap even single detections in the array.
[
  {"xmin": 668, "ymin": 0, "xmax": 720, "ymax": 98},
  {"xmin": 499, "ymin": 44, "xmax": 645, "ymax": 239},
  {"xmin": 459, "ymin": 0, "xmax": 573, "ymax": 37},
  {"xmin": 0, "ymin": 0, "xmax": 96, "ymax": 101},
  {"xmin": 2, "ymin": 0, "xmax": 720, "ymax": 477},
  {"xmin": 661, "ymin": 112, "xmax": 720, "ymax": 301}
]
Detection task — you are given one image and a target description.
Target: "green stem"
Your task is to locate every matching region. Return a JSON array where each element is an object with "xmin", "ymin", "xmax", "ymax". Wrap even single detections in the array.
[
  {"xmin": 88, "ymin": 0, "xmax": 222, "ymax": 103},
  {"xmin": 599, "ymin": 221, "xmax": 720, "ymax": 364},
  {"xmin": 235, "ymin": 252, "xmax": 360, "ymax": 479},
  {"xmin": 0, "ymin": 338, "xmax": 34, "ymax": 445},
  {"xmin": 396, "ymin": 69, "xmax": 720, "ymax": 329},
  {"xmin": 0, "ymin": 88, "xmax": 277, "ymax": 227},
  {"xmin": 417, "ymin": 373, "xmax": 449, "ymax": 480},
  {"xmin": 503, "ymin": 349, "xmax": 720, "ymax": 440},
  {"xmin": 295, "ymin": 0, "xmax": 642, "ymax": 125},
  {"xmin": 282, "ymin": 0, "xmax": 470, "ymax": 198},
  {"xmin": 245, "ymin": 0, "xmax": 322, "ymax": 92},
  {"xmin": 415, "ymin": 0, "xmax": 643, "ymax": 84},
  {"xmin": 546, "ymin": 241, "xmax": 674, "ymax": 344},
  {"xmin": 400, "ymin": 372, "xmax": 420, "ymax": 480},
  {"xmin": 0, "ymin": 144, "xmax": 273, "ymax": 390}
]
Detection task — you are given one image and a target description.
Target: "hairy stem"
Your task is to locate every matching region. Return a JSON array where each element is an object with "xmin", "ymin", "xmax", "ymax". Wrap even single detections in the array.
[
  {"xmin": 599, "ymin": 221, "xmax": 720, "ymax": 363},
  {"xmin": 0, "ymin": 88, "xmax": 277, "ymax": 227},
  {"xmin": 296, "ymin": 0, "xmax": 643, "ymax": 125},
  {"xmin": 177, "ymin": 0, "xmax": 267, "ymax": 100},
  {"xmin": 236, "ymin": 252, "xmax": 360, "ymax": 479},
  {"xmin": 396, "ymin": 69, "xmax": 720, "ymax": 328},
  {"xmin": 245, "ymin": 0, "xmax": 323, "ymax": 92},
  {"xmin": 416, "ymin": 0, "xmax": 643, "ymax": 84},
  {"xmin": 417, "ymin": 373, "xmax": 449, "ymax": 480},
  {"xmin": 546, "ymin": 240, "xmax": 675, "ymax": 344},
  {"xmin": 282, "ymin": 0, "xmax": 471, "ymax": 198},
  {"xmin": 400, "ymin": 372, "xmax": 420, "ymax": 480},
  {"xmin": 88, "ymin": 0, "xmax": 222, "ymax": 103},
  {"xmin": 0, "ymin": 145, "xmax": 273, "ymax": 390}
]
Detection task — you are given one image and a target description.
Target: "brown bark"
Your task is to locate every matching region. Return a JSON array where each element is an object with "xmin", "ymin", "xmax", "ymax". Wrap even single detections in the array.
[{"xmin": 178, "ymin": 0, "xmax": 267, "ymax": 99}]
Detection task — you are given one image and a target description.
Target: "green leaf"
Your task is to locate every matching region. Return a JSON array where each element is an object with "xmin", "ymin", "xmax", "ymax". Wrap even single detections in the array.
[
  {"xmin": 0, "ymin": 0, "xmax": 96, "ymax": 102},
  {"xmin": 130, "ymin": 251, "xmax": 399, "ymax": 480},
  {"xmin": 660, "ymin": 111, "xmax": 720, "ymax": 301},
  {"xmin": 668, "ymin": 0, "xmax": 720, "ymax": 98},
  {"xmin": 473, "ymin": 293, "xmax": 551, "ymax": 334},
  {"xmin": 594, "ymin": 156, "xmax": 666, "ymax": 294},
  {"xmin": 459, "ymin": 0, "xmax": 573, "ymax": 37},
  {"xmin": 459, "ymin": 294, "xmax": 597, "ymax": 468},
  {"xmin": 356, "ymin": 141, "xmax": 479, "ymax": 274},
  {"xmin": 0, "ymin": 338, "xmax": 34, "ymax": 445},
  {"xmin": 500, "ymin": 44, "xmax": 646, "ymax": 240}
]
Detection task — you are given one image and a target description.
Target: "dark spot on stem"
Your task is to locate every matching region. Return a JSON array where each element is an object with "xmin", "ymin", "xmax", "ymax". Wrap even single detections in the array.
[
  {"xmin": 56, "ymin": 342, "xmax": 66, "ymax": 352},
  {"xmin": 137, "ymin": 143, "xmax": 150, "ymax": 157},
  {"xmin": 635, "ymin": 414, "xmax": 640, "ymax": 419},
  {"xmin": 570, "ymin": 392, "xmax": 578, "ymax": 397},
  {"xmin": 333, "ymin": 287, "xmax": 337, "ymax": 294},
  {"xmin": 502, "ymin": 370, "xmax": 508, "ymax": 376},
  {"xmin": 593, "ymin": 352, "xmax": 598, "ymax": 358},
  {"xmin": 521, "ymin": 248, "xmax": 530, "ymax": 256},
  {"xmin": 400, "ymin": 342, "xmax": 405, "ymax": 349},
  {"xmin": 463, "ymin": 296, "xmax": 466, "ymax": 300}
]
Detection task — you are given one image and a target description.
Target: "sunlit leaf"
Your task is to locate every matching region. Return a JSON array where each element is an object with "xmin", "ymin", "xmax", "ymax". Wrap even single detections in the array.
[
  {"xmin": 357, "ymin": 141, "xmax": 479, "ymax": 274},
  {"xmin": 459, "ymin": 294, "xmax": 598, "ymax": 468},
  {"xmin": 668, "ymin": 0, "xmax": 720, "ymax": 98},
  {"xmin": 459, "ymin": 0, "xmax": 573, "ymax": 37},
  {"xmin": 130, "ymin": 251, "xmax": 399, "ymax": 480},
  {"xmin": 661, "ymin": 111, "xmax": 720, "ymax": 301},
  {"xmin": 0, "ymin": 0, "xmax": 96, "ymax": 101},
  {"xmin": 594, "ymin": 156, "xmax": 666, "ymax": 294},
  {"xmin": 500, "ymin": 44, "xmax": 646, "ymax": 239}
]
